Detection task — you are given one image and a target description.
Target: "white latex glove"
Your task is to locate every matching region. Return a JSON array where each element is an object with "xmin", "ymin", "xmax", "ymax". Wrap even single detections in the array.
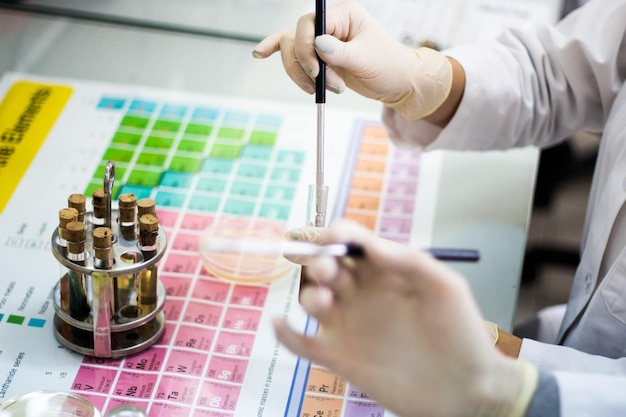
[
  {"xmin": 253, "ymin": 0, "xmax": 452, "ymax": 120},
  {"xmin": 274, "ymin": 220, "xmax": 537, "ymax": 417}
]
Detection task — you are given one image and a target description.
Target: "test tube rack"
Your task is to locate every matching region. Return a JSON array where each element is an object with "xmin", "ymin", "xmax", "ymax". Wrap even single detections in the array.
[{"xmin": 50, "ymin": 161, "xmax": 167, "ymax": 358}]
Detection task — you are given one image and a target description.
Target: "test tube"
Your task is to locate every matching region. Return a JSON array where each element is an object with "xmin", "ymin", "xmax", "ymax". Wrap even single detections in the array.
[
  {"xmin": 57, "ymin": 207, "xmax": 79, "ymax": 251},
  {"xmin": 93, "ymin": 227, "xmax": 114, "ymax": 269},
  {"xmin": 307, "ymin": 184, "xmax": 329, "ymax": 227},
  {"xmin": 91, "ymin": 188, "xmax": 106, "ymax": 226},
  {"xmin": 67, "ymin": 193, "xmax": 86, "ymax": 222},
  {"xmin": 137, "ymin": 198, "xmax": 156, "ymax": 217},
  {"xmin": 118, "ymin": 193, "xmax": 138, "ymax": 241},
  {"xmin": 137, "ymin": 214, "xmax": 159, "ymax": 306},
  {"xmin": 64, "ymin": 220, "xmax": 90, "ymax": 321},
  {"xmin": 57, "ymin": 207, "xmax": 78, "ymax": 311}
]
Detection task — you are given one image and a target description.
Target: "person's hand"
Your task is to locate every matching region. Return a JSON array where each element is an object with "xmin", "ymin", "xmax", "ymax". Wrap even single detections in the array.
[
  {"xmin": 274, "ymin": 220, "xmax": 538, "ymax": 417},
  {"xmin": 252, "ymin": 0, "xmax": 453, "ymax": 120}
]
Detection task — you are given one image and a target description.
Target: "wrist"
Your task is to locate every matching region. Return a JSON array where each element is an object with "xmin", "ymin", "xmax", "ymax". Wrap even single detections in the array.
[
  {"xmin": 381, "ymin": 47, "xmax": 453, "ymax": 120},
  {"xmin": 473, "ymin": 357, "xmax": 539, "ymax": 417}
]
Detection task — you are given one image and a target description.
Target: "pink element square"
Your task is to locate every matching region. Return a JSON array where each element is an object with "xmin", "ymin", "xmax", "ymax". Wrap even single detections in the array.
[
  {"xmin": 72, "ymin": 366, "xmax": 117, "ymax": 393},
  {"xmin": 162, "ymin": 253, "xmax": 201, "ymax": 275},
  {"xmin": 192, "ymin": 278, "xmax": 230, "ymax": 303},
  {"xmin": 113, "ymin": 371, "xmax": 158, "ymax": 399},
  {"xmin": 161, "ymin": 274, "xmax": 193, "ymax": 298},
  {"xmin": 192, "ymin": 409, "xmax": 232, "ymax": 417},
  {"xmin": 183, "ymin": 301, "xmax": 223, "ymax": 327},
  {"xmin": 155, "ymin": 374, "xmax": 199, "ymax": 404},
  {"xmin": 214, "ymin": 331, "xmax": 256, "ymax": 357},
  {"xmin": 164, "ymin": 299, "xmax": 185, "ymax": 321},
  {"xmin": 165, "ymin": 349, "xmax": 208, "ymax": 376},
  {"xmin": 124, "ymin": 347, "xmax": 167, "ymax": 372},
  {"xmin": 172, "ymin": 232, "xmax": 200, "ymax": 252},
  {"xmin": 197, "ymin": 380, "xmax": 241, "ymax": 410},
  {"xmin": 206, "ymin": 356, "xmax": 248, "ymax": 383},
  {"xmin": 150, "ymin": 402, "xmax": 192, "ymax": 417},
  {"xmin": 82, "ymin": 356, "xmax": 122, "ymax": 368},
  {"xmin": 223, "ymin": 307, "xmax": 261, "ymax": 331},
  {"xmin": 180, "ymin": 213, "xmax": 215, "ymax": 232},
  {"xmin": 230, "ymin": 285, "xmax": 268, "ymax": 307},
  {"xmin": 174, "ymin": 324, "xmax": 216, "ymax": 351},
  {"xmin": 155, "ymin": 209, "xmax": 180, "ymax": 228}
]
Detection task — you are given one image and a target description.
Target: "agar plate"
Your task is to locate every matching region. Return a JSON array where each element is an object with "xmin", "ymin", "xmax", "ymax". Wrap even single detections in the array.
[{"xmin": 198, "ymin": 216, "xmax": 297, "ymax": 283}]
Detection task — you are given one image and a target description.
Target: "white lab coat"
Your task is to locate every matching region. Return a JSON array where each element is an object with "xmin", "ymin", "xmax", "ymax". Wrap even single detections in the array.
[{"xmin": 383, "ymin": 0, "xmax": 626, "ymax": 414}]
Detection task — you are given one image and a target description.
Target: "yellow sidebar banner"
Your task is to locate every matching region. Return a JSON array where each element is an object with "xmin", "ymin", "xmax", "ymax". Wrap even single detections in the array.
[{"xmin": 0, "ymin": 80, "xmax": 73, "ymax": 214}]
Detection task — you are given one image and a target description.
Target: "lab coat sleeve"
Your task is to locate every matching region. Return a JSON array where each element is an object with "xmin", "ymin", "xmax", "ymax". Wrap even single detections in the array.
[
  {"xmin": 520, "ymin": 340, "xmax": 626, "ymax": 415},
  {"xmin": 383, "ymin": 0, "xmax": 626, "ymax": 151}
]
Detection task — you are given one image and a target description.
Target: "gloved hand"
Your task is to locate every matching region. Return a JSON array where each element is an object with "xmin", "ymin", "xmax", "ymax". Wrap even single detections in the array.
[
  {"xmin": 252, "ymin": 0, "xmax": 453, "ymax": 120},
  {"xmin": 274, "ymin": 220, "xmax": 538, "ymax": 417}
]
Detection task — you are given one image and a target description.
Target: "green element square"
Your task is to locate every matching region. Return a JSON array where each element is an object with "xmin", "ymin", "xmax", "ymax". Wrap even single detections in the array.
[
  {"xmin": 217, "ymin": 126, "xmax": 245, "ymax": 140},
  {"xmin": 223, "ymin": 199, "xmax": 255, "ymax": 216},
  {"xmin": 271, "ymin": 167, "xmax": 301, "ymax": 182},
  {"xmin": 177, "ymin": 139, "xmax": 206, "ymax": 153},
  {"xmin": 249, "ymin": 130, "xmax": 278, "ymax": 146},
  {"xmin": 145, "ymin": 136, "xmax": 174, "ymax": 149},
  {"xmin": 160, "ymin": 171, "xmax": 193, "ymax": 188},
  {"xmin": 136, "ymin": 151, "xmax": 168, "ymax": 167},
  {"xmin": 120, "ymin": 115, "xmax": 150, "ymax": 129},
  {"xmin": 236, "ymin": 163, "xmax": 266, "ymax": 178},
  {"xmin": 264, "ymin": 185, "xmax": 296, "ymax": 201},
  {"xmin": 91, "ymin": 162, "xmax": 127, "ymax": 181},
  {"xmin": 230, "ymin": 181, "xmax": 261, "ymax": 197},
  {"xmin": 7, "ymin": 315, "xmax": 25, "ymax": 325},
  {"xmin": 259, "ymin": 203, "xmax": 291, "ymax": 220},
  {"xmin": 188, "ymin": 195, "xmax": 220, "ymax": 212},
  {"xmin": 277, "ymin": 150, "xmax": 306, "ymax": 164},
  {"xmin": 202, "ymin": 158, "xmax": 234, "ymax": 174},
  {"xmin": 112, "ymin": 131, "xmax": 143, "ymax": 146},
  {"xmin": 151, "ymin": 120, "xmax": 181, "ymax": 134},
  {"xmin": 168, "ymin": 156, "xmax": 203, "ymax": 173},
  {"xmin": 242, "ymin": 145, "xmax": 273, "ymax": 160},
  {"xmin": 155, "ymin": 191, "xmax": 186, "ymax": 208},
  {"xmin": 209, "ymin": 144, "xmax": 243, "ymax": 159},
  {"xmin": 196, "ymin": 177, "xmax": 227, "ymax": 193},
  {"xmin": 127, "ymin": 168, "xmax": 162, "ymax": 187},
  {"xmin": 103, "ymin": 148, "xmax": 135, "ymax": 164},
  {"xmin": 184, "ymin": 123, "xmax": 213, "ymax": 136}
]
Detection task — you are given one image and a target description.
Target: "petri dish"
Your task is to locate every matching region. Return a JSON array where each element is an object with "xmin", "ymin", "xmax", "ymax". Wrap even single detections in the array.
[
  {"xmin": 198, "ymin": 215, "xmax": 297, "ymax": 283},
  {"xmin": 0, "ymin": 390, "xmax": 101, "ymax": 417}
]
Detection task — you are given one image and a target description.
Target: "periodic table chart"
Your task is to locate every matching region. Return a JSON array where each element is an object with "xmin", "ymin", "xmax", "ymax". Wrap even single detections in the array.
[{"xmin": 0, "ymin": 72, "xmax": 439, "ymax": 417}]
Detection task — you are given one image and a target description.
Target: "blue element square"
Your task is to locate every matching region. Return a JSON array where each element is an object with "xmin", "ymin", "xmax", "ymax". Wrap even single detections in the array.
[
  {"xmin": 241, "ymin": 145, "xmax": 273, "ymax": 160},
  {"xmin": 223, "ymin": 111, "xmax": 251, "ymax": 126},
  {"xmin": 188, "ymin": 195, "xmax": 220, "ymax": 212},
  {"xmin": 160, "ymin": 171, "xmax": 193, "ymax": 188},
  {"xmin": 160, "ymin": 105, "xmax": 188, "ymax": 119},
  {"xmin": 28, "ymin": 318, "xmax": 46, "ymax": 328},
  {"xmin": 191, "ymin": 107, "xmax": 219, "ymax": 122},
  {"xmin": 97, "ymin": 97, "xmax": 126, "ymax": 110},
  {"xmin": 254, "ymin": 114, "xmax": 282, "ymax": 130},
  {"xmin": 202, "ymin": 158, "xmax": 234, "ymax": 174},
  {"xmin": 276, "ymin": 150, "xmax": 306, "ymax": 164},
  {"xmin": 128, "ymin": 100, "xmax": 157, "ymax": 115},
  {"xmin": 155, "ymin": 190, "xmax": 186, "ymax": 208},
  {"xmin": 118, "ymin": 185, "xmax": 153, "ymax": 200},
  {"xmin": 259, "ymin": 203, "xmax": 291, "ymax": 220},
  {"xmin": 223, "ymin": 199, "xmax": 255, "ymax": 216}
]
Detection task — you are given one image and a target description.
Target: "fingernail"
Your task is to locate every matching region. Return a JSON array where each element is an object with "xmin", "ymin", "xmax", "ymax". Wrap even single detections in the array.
[
  {"xmin": 314, "ymin": 35, "xmax": 336, "ymax": 55},
  {"xmin": 328, "ymin": 83, "xmax": 344, "ymax": 94},
  {"xmin": 284, "ymin": 228, "xmax": 303, "ymax": 241},
  {"xmin": 303, "ymin": 65, "xmax": 315, "ymax": 76},
  {"xmin": 252, "ymin": 49, "xmax": 262, "ymax": 58}
]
